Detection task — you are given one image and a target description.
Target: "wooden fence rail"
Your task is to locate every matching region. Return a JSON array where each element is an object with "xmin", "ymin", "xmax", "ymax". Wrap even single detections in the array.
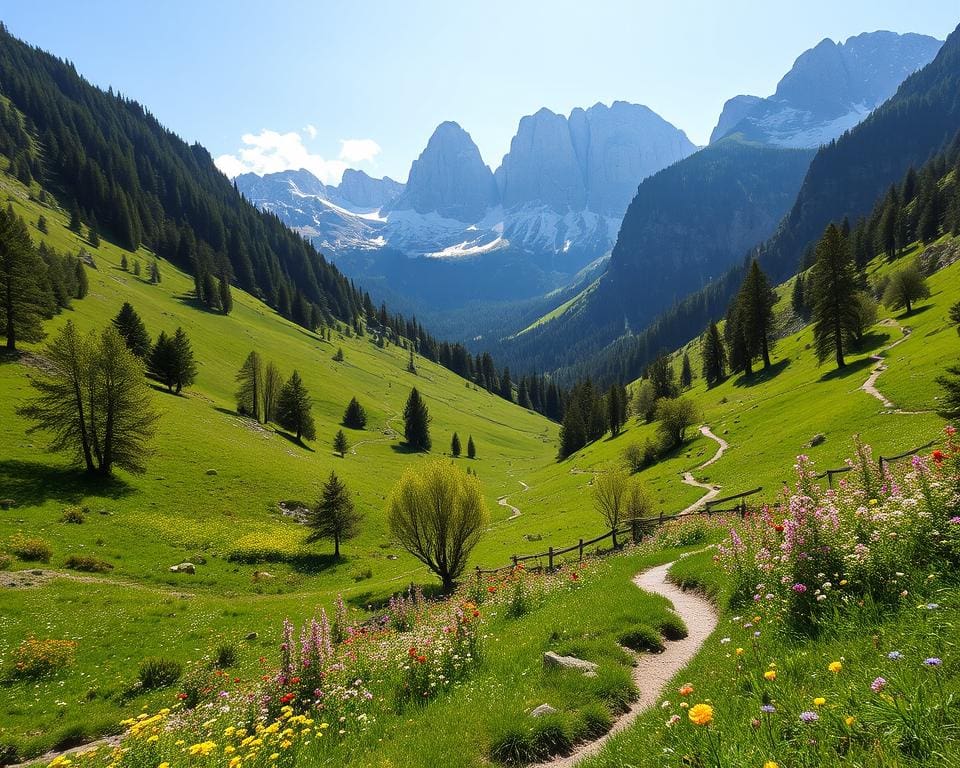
[
  {"xmin": 816, "ymin": 439, "xmax": 937, "ymax": 487},
  {"xmin": 476, "ymin": 487, "xmax": 763, "ymax": 578}
]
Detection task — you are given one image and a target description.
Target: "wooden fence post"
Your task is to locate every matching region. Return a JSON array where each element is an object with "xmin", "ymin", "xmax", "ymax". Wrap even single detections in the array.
[
  {"xmin": 511, "ymin": 555, "xmax": 518, "ymax": 569},
  {"xmin": 548, "ymin": 546, "xmax": 554, "ymax": 571},
  {"xmin": 578, "ymin": 538, "xmax": 584, "ymax": 562},
  {"xmin": 611, "ymin": 527, "xmax": 618, "ymax": 550},
  {"xmin": 631, "ymin": 518, "xmax": 640, "ymax": 544}
]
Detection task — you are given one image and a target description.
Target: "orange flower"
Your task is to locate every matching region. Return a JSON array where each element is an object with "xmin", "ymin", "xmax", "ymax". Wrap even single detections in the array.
[
  {"xmin": 678, "ymin": 683, "xmax": 694, "ymax": 696},
  {"xmin": 688, "ymin": 703, "xmax": 713, "ymax": 726}
]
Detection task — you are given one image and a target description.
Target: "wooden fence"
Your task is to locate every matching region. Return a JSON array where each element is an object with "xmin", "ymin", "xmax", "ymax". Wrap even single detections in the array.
[
  {"xmin": 476, "ymin": 486, "xmax": 763, "ymax": 578},
  {"xmin": 816, "ymin": 439, "xmax": 936, "ymax": 487}
]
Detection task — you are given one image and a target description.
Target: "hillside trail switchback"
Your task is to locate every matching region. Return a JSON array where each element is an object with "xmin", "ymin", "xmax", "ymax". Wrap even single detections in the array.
[
  {"xmin": 678, "ymin": 426, "xmax": 728, "ymax": 515},
  {"xmin": 860, "ymin": 319, "xmax": 931, "ymax": 414}
]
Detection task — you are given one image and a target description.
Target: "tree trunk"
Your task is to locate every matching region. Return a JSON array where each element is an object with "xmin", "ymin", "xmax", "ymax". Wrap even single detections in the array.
[
  {"xmin": 440, "ymin": 573, "xmax": 454, "ymax": 593},
  {"xmin": 334, "ymin": 535, "xmax": 340, "ymax": 558},
  {"xmin": 762, "ymin": 336, "xmax": 771, "ymax": 369},
  {"xmin": 905, "ymin": 297, "xmax": 912, "ymax": 315}
]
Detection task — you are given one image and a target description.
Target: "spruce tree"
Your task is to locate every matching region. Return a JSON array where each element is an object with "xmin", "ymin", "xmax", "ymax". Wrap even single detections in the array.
[
  {"xmin": 133, "ymin": 259, "xmax": 141, "ymax": 277},
  {"xmin": 202, "ymin": 271, "xmax": 220, "ymax": 310},
  {"xmin": 112, "ymin": 302, "xmax": 151, "ymax": 359},
  {"xmin": 936, "ymin": 365, "xmax": 960, "ymax": 419},
  {"xmin": 680, "ymin": 352, "xmax": 693, "ymax": 389},
  {"xmin": 276, "ymin": 370, "xmax": 315, "ymax": 442},
  {"xmin": 68, "ymin": 203, "xmax": 82, "ymax": 233},
  {"xmin": 451, "ymin": 432, "xmax": 461, "ymax": 457},
  {"xmin": 499, "ymin": 367, "xmax": 513, "ymax": 402},
  {"xmin": 402, "ymin": 386, "xmax": 431, "ymax": 451},
  {"xmin": 218, "ymin": 273, "xmax": 233, "ymax": 315},
  {"xmin": 147, "ymin": 331, "xmax": 175, "ymax": 389},
  {"xmin": 37, "ymin": 214, "xmax": 48, "ymax": 234},
  {"xmin": 607, "ymin": 385, "xmax": 624, "ymax": 437},
  {"xmin": 74, "ymin": 259, "xmax": 88, "ymax": 299},
  {"xmin": 342, "ymin": 396, "xmax": 367, "ymax": 429},
  {"xmin": 738, "ymin": 260, "xmax": 777, "ymax": 370},
  {"xmin": 170, "ymin": 328, "xmax": 197, "ymax": 394},
  {"xmin": 88, "ymin": 226, "xmax": 100, "ymax": 248},
  {"xmin": 811, "ymin": 223, "xmax": 859, "ymax": 368},
  {"xmin": 149, "ymin": 260, "xmax": 161, "ymax": 284},
  {"xmin": 333, "ymin": 429, "xmax": 349, "ymax": 457},
  {"xmin": 0, "ymin": 206, "xmax": 46, "ymax": 350},
  {"xmin": 791, "ymin": 273, "xmax": 806, "ymax": 315},
  {"xmin": 120, "ymin": 254, "xmax": 128, "ymax": 271},
  {"xmin": 949, "ymin": 300, "xmax": 960, "ymax": 332},
  {"xmin": 235, "ymin": 350, "xmax": 264, "ymax": 421},
  {"xmin": 701, "ymin": 322, "xmax": 726, "ymax": 387},
  {"xmin": 558, "ymin": 401, "xmax": 587, "ymax": 459},
  {"xmin": 647, "ymin": 354, "xmax": 676, "ymax": 400},
  {"xmin": 467, "ymin": 435, "xmax": 476, "ymax": 459},
  {"xmin": 307, "ymin": 471, "xmax": 362, "ymax": 558}
]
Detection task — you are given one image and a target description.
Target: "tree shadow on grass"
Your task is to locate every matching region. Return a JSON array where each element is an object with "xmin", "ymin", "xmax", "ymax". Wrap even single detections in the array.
[
  {"xmin": 732, "ymin": 358, "xmax": 791, "ymax": 388},
  {"xmin": 0, "ymin": 459, "xmax": 134, "ymax": 508},
  {"xmin": 818, "ymin": 356, "xmax": 874, "ymax": 383},
  {"xmin": 895, "ymin": 304, "xmax": 933, "ymax": 321},
  {"xmin": 0, "ymin": 349, "xmax": 24, "ymax": 366},
  {"xmin": 277, "ymin": 431, "xmax": 315, "ymax": 452},
  {"xmin": 851, "ymin": 331, "xmax": 895, "ymax": 356},
  {"xmin": 390, "ymin": 443, "xmax": 424, "ymax": 455}
]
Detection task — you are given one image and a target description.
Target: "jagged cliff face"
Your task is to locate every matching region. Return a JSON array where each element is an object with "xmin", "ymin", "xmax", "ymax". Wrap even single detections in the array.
[
  {"xmin": 388, "ymin": 121, "xmax": 499, "ymax": 221},
  {"xmin": 711, "ymin": 31, "xmax": 942, "ymax": 148},
  {"xmin": 336, "ymin": 169, "xmax": 402, "ymax": 209}
]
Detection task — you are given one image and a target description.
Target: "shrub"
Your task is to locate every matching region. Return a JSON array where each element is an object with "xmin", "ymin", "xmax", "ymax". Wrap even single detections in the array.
[
  {"xmin": 658, "ymin": 614, "xmax": 689, "ymax": 641},
  {"xmin": 11, "ymin": 637, "xmax": 77, "ymax": 678},
  {"xmin": 528, "ymin": 713, "xmax": 574, "ymax": 759},
  {"xmin": 489, "ymin": 724, "xmax": 531, "ymax": 765},
  {"xmin": 215, "ymin": 644, "xmax": 236, "ymax": 669},
  {"xmin": 8, "ymin": 534, "xmax": 53, "ymax": 563},
  {"xmin": 60, "ymin": 506, "xmax": 87, "ymax": 524},
  {"xmin": 352, "ymin": 566, "xmax": 373, "ymax": 582},
  {"xmin": 619, "ymin": 625, "xmax": 665, "ymax": 653},
  {"xmin": 654, "ymin": 517, "xmax": 713, "ymax": 548},
  {"xmin": 138, "ymin": 657, "xmax": 182, "ymax": 689},
  {"xmin": 623, "ymin": 439, "xmax": 660, "ymax": 472},
  {"xmin": 64, "ymin": 554, "xmax": 113, "ymax": 573}
]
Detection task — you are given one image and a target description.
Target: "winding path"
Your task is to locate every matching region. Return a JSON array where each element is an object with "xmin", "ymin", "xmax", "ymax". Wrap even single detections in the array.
[
  {"xmin": 542, "ymin": 558, "xmax": 718, "ymax": 768},
  {"xmin": 678, "ymin": 426, "xmax": 727, "ymax": 515},
  {"xmin": 859, "ymin": 320, "xmax": 931, "ymax": 414},
  {"xmin": 349, "ymin": 410, "xmax": 401, "ymax": 455},
  {"xmin": 497, "ymin": 480, "xmax": 529, "ymax": 520}
]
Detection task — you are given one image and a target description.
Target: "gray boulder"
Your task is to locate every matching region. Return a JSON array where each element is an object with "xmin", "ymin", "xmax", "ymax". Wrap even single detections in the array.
[
  {"xmin": 169, "ymin": 562, "xmax": 196, "ymax": 574},
  {"xmin": 543, "ymin": 651, "xmax": 598, "ymax": 677},
  {"xmin": 530, "ymin": 704, "xmax": 558, "ymax": 718}
]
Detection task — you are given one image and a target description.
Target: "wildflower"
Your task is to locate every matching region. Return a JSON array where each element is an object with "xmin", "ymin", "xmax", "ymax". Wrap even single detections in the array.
[
  {"xmin": 813, "ymin": 697, "xmax": 826, "ymax": 706},
  {"xmin": 871, "ymin": 677, "xmax": 887, "ymax": 692},
  {"xmin": 932, "ymin": 450, "xmax": 945, "ymax": 465},
  {"xmin": 887, "ymin": 651, "xmax": 902, "ymax": 660},
  {"xmin": 845, "ymin": 716, "xmax": 855, "ymax": 727},
  {"xmin": 188, "ymin": 742, "xmax": 217, "ymax": 757},
  {"xmin": 792, "ymin": 583, "xmax": 807, "ymax": 593},
  {"xmin": 735, "ymin": 648, "xmax": 744, "ymax": 656},
  {"xmin": 666, "ymin": 714, "xmax": 681, "ymax": 727},
  {"xmin": 688, "ymin": 703, "xmax": 713, "ymax": 726},
  {"xmin": 924, "ymin": 658, "xmax": 943, "ymax": 667},
  {"xmin": 159, "ymin": 764, "xmax": 170, "ymax": 768},
  {"xmin": 925, "ymin": 603, "xmax": 939, "ymax": 610},
  {"xmin": 799, "ymin": 711, "xmax": 819, "ymax": 723},
  {"xmin": 764, "ymin": 763, "xmax": 779, "ymax": 768},
  {"xmin": 229, "ymin": 759, "xmax": 241, "ymax": 768},
  {"xmin": 828, "ymin": 661, "xmax": 842, "ymax": 673},
  {"xmin": 760, "ymin": 704, "xmax": 776, "ymax": 714},
  {"xmin": 764, "ymin": 670, "xmax": 777, "ymax": 681},
  {"xmin": 678, "ymin": 683, "xmax": 694, "ymax": 696}
]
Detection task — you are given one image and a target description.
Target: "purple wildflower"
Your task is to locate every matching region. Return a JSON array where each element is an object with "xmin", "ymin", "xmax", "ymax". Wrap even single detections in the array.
[
  {"xmin": 799, "ymin": 711, "xmax": 819, "ymax": 723},
  {"xmin": 923, "ymin": 658, "xmax": 943, "ymax": 667},
  {"xmin": 871, "ymin": 677, "xmax": 887, "ymax": 692}
]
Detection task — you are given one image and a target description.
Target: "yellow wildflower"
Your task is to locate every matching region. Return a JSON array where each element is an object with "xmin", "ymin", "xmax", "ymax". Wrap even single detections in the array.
[
  {"xmin": 845, "ymin": 716, "xmax": 856, "ymax": 727},
  {"xmin": 764, "ymin": 763, "xmax": 778, "ymax": 768},
  {"xmin": 764, "ymin": 670, "xmax": 777, "ymax": 681},
  {"xmin": 735, "ymin": 648, "xmax": 744, "ymax": 656},
  {"xmin": 229, "ymin": 759, "xmax": 241, "ymax": 768},
  {"xmin": 224, "ymin": 746, "xmax": 236, "ymax": 755},
  {"xmin": 828, "ymin": 661, "xmax": 842, "ymax": 673},
  {"xmin": 159, "ymin": 763, "xmax": 170, "ymax": 768},
  {"xmin": 269, "ymin": 754, "xmax": 279, "ymax": 761},
  {"xmin": 813, "ymin": 697, "xmax": 826, "ymax": 706},
  {"xmin": 188, "ymin": 741, "xmax": 217, "ymax": 757},
  {"xmin": 688, "ymin": 703, "xmax": 714, "ymax": 726},
  {"xmin": 147, "ymin": 735, "xmax": 159, "ymax": 744}
]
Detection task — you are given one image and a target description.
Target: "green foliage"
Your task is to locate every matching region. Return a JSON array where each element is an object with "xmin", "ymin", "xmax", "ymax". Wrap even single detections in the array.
[
  {"xmin": 64, "ymin": 554, "xmax": 112, "ymax": 573},
  {"xmin": 214, "ymin": 644, "xmax": 236, "ymax": 669},
  {"xmin": 654, "ymin": 396, "xmax": 701, "ymax": 451},
  {"xmin": 811, "ymin": 223, "xmax": 860, "ymax": 368},
  {"xmin": 59, "ymin": 505, "xmax": 86, "ymax": 524},
  {"xmin": 307, "ymin": 471, "xmax": 361, "ymax": 557},
  {"xmin": 467, "ymin": 434, "xmax": 476, "ymax": 459},
  {"xmin": 0, "ymin": 203, "xmax": 46, "ymax": 349},
  {"xmin": 647, "ymin": 354, "xmax": 676, "ymax": 399},
  {"xmin": 701, "ymin": 321, "xmax": 727, "ymax": 386},
  {"xmin": 7, "ymin": 534, "xmax": 52, "ymax": 562},
  {"xmin": 883, "ymin": 262, "xmax": 931, "ymax": 315},
  {"xmin": 657, "ymin": 614, "xmax": 688, "ymax": 641},
  {"xmin": 851, "ymin": 291, "xmax": 879, "ymax": 345},
  {"xmin": 136, "ymin": 657, "xmax": 182, "ymax": 690},
  {"xmin": 276, "ymin": 370, "xmax": 315, "ymax": 442},
  {"xmin": 148, "ymin": 327, "xmax": 196, "ymax": 394},
  {"xmin": 402, "ymin": 386, "xmax": 431, "ymax": 451},
  {"xmin": 618, "ymin": 625, "xmax": 665, "ymax": 653},
  {"xmin": 10, "ymin": 637, "xmax": 77, "ymax": 678},
  {"xmin": 235, "ymin": 350, "xmax": 264, "ymax": 421},
  {"xmin": 736, "ymin": 259, "xmax": 778, "ymax": 369},
  {"xmin": 333, "ymin": 429, "xmax": 349, "ymax": 458},
  {"xmin": 342, "ymin": 396, "xmax": 367, "ymax": 429},
  {"xmin": 111, "ymin": 302, "xmax": 151, "ymax": 359},
  {"xmin": 450, "ymin": 431, "xmax": 461, "ymax": 457}
]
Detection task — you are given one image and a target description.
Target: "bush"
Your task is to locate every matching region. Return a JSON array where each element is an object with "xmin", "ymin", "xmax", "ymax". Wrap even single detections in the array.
[
  {"xmin": 352, "ymin": 567, "xmax": 373, "ymax": 582},
  {"xmin": 654, "ymin": 517, "xmax": 713, "ymax": 548},
  {"xmin": 623, "ymin": 439, "xmax": 659, "ymax": 472},
  {"xmin": 654, "ymin": 396, "xmax": 701, "ymax": 451},
  {"xmin": 137, "ymin": 657, "xmax": 182, "ymax": 689},
  {"xmin": 11, "ymin": 636, "xmax": 77, "ymax": 678},
  {"xmin": 658, "ymin": 614, "xmax": 689, "ymax": 641},
  {"xmin": 489, "ymin": 724, "xmax": 531, "ymax": 765},
  {"xmin": 215, "ymin": 644, "xmax": 236, "ymax": 669},
  {"xmin": 60, "ymin": 506, "xmax": 87, "ymax": 524},
  {"xmin": 64, "ymin": 554, "xmax": 113, "ymax": 573},
  {"xmin": 619, "ymin": 625, "xmax": 665, "ymax": 653},
  {"xmin": 528, "ymin": 713, "xmax": 574, "ymax": 759},
  {"xmin": 8, "ymin": 534, "xmax": 53, "ymax": 563}
]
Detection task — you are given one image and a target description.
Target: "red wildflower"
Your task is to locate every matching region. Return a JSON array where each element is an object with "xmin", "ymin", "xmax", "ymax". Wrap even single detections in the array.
[
  {"xmin": 417, "ymin": 655, "xmax": 426, "ymax": 664},
  {"xmin": 279, "ymin": 692, "xmax": 295, "ymax": 704},
  {"xmin": 570, "ymin": 572, "xmax": 579, "ymax": 581},
  {"xmin": 932, "ymin": 450, "xmax": 945, "ymax": 465},
  {"xmin": 290, "ymin": 676, "xmax": 301, "ymax": 684},
  {"xmin": 408, "ymin": 646, "xmax": 417, "ymax": 658},
  {"xmin": 774, "ymin": 524, "xmax": 784, "ymax": 533},
  {"xmin": 176, "ymin": 692, "xmax": 188, "ymax": 700},
  {"xmin": 487, "ymin": 586, "xmax": 496, "ymax": 593}
]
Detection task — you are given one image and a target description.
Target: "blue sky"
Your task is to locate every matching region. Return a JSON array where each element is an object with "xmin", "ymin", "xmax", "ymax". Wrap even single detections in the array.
[{"xmin": 3, "ymin": 2, "xmax": 957, "ymax": 184}]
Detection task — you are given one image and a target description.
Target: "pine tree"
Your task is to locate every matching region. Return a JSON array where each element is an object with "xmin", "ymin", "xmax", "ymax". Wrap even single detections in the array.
[
  {"xmin": 170, "ymin": 328, "xmax": 197, "ymax": 394},
  {"xmin": 88, "ymin": 226, "xmax": 100, "ymax": 248},
  {"xmin": 738, "ymin": 260, "xmax": 777, "ymax": 370},
  {"xmin": 68, "ymin": 203, "xmax": 82, "ymax": 234},
  {"xmin": 342, "ymin": 396, "xmax": 367, "ymax": 429},
  {"xmin": 451, "ymin": 432, "xmax": 461, "ymax": 457},
  {"xmin": 680, "ymin": 352, "xmax": 693, "ymax": 390},
  {"xmin": 647, "ymin": 354, "xmax": 676, "ymax": 400},
  {"xmin": 558, "ymin": 401, "xmax": 587, "ymax": 459},
  {"xmin": 607, "ymin": 385, "xmax": 624, "ymax": 437},
  {"xmin": 218, "ymin": 273, "xmax": 233, "ymax": 315},
  {"xmin": 811, "ymin": 223, "xmax": 859, "ymax": 368},
  {"xmin": 112, "ymin": 302, "xmax": 151, "ymax": 359},
  {"xmin": 202, "ymin": 271, "xmax": 220, "ymax": 310},
  {"xmin": 307, "ymin": 471, "xmax": 362, "ymax": 558},
  {"xmin": 120, "ymin": 254, "xmax": 128, "ymax": 271},
  {"xmin": 147, "ymin": 331, "xmax": 175, "ymax": 389},
  {"xmin": 937, "ymin": 365, "xmax": 960, "ymax": 419},
  {"xmin": 235, "ymin": 351, "xmax": 264, "ymax": 421},
  {"xmin": 402, "ymin": 386, "xmax": 431, "ymax": 451},
  {"xmin": 701, "ymin": 322, "xmax": 726, "ymax": 387},
  {"xmin": 407, "ymin": 348, "xmax": 417, "ymax": 374},
  {"xmin": 499, "ymin": 367, "xmax": 513, "ymax": 402},
  {"xmin": 276, "ymin": 370, "xmax": 315, "ymax": 442},
  {"xmin": 149, "ymin": 260, "xmax": 161, "ymax": 284},
  {"xmin": 74, "ymin": 259, "xmax": 88, "ymax": 299},
  {"xmin": 333, "ymin": 347, "xmax": 344, "ymax": 362},
  {"xmin": 0, "ymin": 206, "xmax": 46, "ymax": 350},
  {"xmin": 949, "ymin": 300, "xmax": 960, "ymax": 332},
  {"xmin": 791, "ymin": 273, "xmax": 806, "ymax": 315},
  {"xmin": 37, "ymin": 215, "xmax": 47, "ymax": 234},
  {"xmin": 467, "ymin": 435, "xmax": 476, "ymax": 459},
  {"xmin": 333, "ymin": 429, "xmax": 349, "ymax": 457},
  {"xmin": 133, "ymin": 259, "xmax": 141, "ymax": 277},
  {"xmin": 262, "ymin": 361, "xmax": 283, "ymax": 423}
]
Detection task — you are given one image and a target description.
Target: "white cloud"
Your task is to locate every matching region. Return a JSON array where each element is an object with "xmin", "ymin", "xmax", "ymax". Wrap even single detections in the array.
[
  {"xmin": 338, "ymin": 138, "xmax": 381, "ymax": 164},
  {"xmin": 216, "ymin": 129, "xmax": 351, "ymax": 184},
  {"xmin": 304, "ymin": 124, "xmax": 318, "ymax": 139}
]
